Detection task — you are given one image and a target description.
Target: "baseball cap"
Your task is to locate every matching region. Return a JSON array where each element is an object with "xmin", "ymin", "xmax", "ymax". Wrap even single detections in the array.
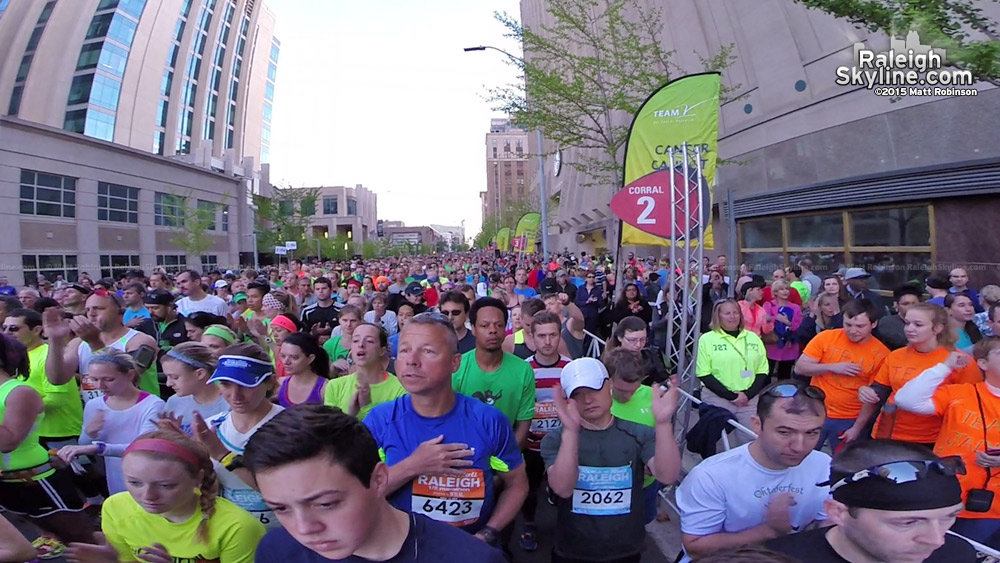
[
  {"xmin": 208, "ymin": 355, "xmax": 273, "ymax": 387},
  {"xmin": 556, "ymin": 269, "xmax": 567, "ymax": 277},
  {"xmin": 233, "ymin": 292, "xmax": 248, "ymax": 303},
  {"xmin": 925, "ymin": 275, "xmax": 950, "ymax": 290},
  {"xmin": 68, "ymin": 283, "xmax": 92, "ymax": 295},
  {"xmin": 404, "ymin": 281, "xmax": 425, "ymax": 296},
  {"xmin": 843, "ymin": 268, "xmax": 871, "ymax": 280},
  {"xmin": 539, "ymin": 277, "xmax": 558, "ymax": 295},
  {"xmin": 213, "ymin": 280, "xmax": 229, "ymax": 289},
  {"xmin": 560, "ymin": 358, "xmax": 610, "ymax": 398},
  {"xmin": 145, "ymin": 289, "xmax": 175, "ymax": 306}
]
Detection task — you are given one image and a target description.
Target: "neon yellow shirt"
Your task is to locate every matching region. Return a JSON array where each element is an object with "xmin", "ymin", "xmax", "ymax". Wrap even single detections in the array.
[
  {"xmin": 611, "ymin": 384, "xmax": 655, "ymax": 486},
  {"xmin": 25, "ymin": 344, "xmax": 82, "ymax": 438},
  {"xmin": 695, "ymin": 329, "xmax": 769, "ymax": 393},
  {"xmin": 102, "ymin": 492, "xmax": 265, "ymax": 563},
  {"xmin": 323, "ymin": 372, "xmax": 407, "ymax": 420}
]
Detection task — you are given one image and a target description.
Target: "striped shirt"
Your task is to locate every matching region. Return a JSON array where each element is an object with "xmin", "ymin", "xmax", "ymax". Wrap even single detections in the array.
[{"xmin": 525, "ymin": 355, "xmax": 572, "ymax": 451}]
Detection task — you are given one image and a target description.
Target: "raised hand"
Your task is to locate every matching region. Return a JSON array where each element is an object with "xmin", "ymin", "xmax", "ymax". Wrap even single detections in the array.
[
  {"xmin": 408, "ymin": 435, "xmax": 475, "ymax": 475},
  {"xmin": 190, "ymin": 411, "xmax": 228, "ymax": 461},
  {"xmin": 41, "ymin": 308, "xmax": 72, "ymax": 341},
  {"xmin": 552, "ymin": 384, "xmax": 583, "ymax": 434},
  {"xmin": 69, "ymin": 316, "xmax": 101, "ymax": 344},
  {"xmin": 652, "ymin": 382, "xmax": 680, "ymax": 424},
  {"xmin": 945, "ymin": 351, "xmax": 972, "ymax": 370}
]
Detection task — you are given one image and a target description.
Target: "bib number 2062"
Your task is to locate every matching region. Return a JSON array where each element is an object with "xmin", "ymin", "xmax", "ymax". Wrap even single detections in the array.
[{"xmin": 578, "ymin": 490, "xmax": 625, "ymax": 505}]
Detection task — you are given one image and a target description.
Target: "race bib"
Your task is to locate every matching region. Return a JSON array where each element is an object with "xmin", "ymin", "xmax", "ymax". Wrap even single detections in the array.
[
  {"xmin": 80, "ymin": 376, "xmax": 103, "ymax": 404},
  {"xmin": 223, "ymin": 487, "xmax": 279, "ymax": 529},
  {"xmin": 530, "ymin": 401, "xmax": 561, "ymax": 434},
  {"xmin": 411, "ymin": 469, "xmax": 485, "ymax": 527},
  {"xmin": 572, "ymin": 465, "xmax": 632, "ymax": 516}
]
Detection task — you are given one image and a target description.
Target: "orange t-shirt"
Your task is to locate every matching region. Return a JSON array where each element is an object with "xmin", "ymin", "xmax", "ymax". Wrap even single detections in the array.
[
  {"xmin": 932, "ymin": 382, "xmax": 1000, "ymax": 519},
  {"xmin": 873, "ymin": 347, "xmax": 982, "ymax": 443},
  {"xmin": 800, "ymin": 330, "xmax": 890, "ymax": 420}
]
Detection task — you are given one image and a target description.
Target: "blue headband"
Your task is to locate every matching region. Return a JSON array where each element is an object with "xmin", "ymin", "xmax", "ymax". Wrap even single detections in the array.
[
  {"xmin": 90, "ymin": 354, "xmax": 134, "ymax": 371},
  {"xmin": 207, "ymin": 355, "xmax": 273, "ymax": 387},
  {"xmin": 165, "ymin": 349, "xmax": 210, "ymax": 370}
]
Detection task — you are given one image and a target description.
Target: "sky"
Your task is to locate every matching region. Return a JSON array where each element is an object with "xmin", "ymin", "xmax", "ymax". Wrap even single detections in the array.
[{"xmin": 264, "ymin": 0, "xmax": 523, "ymax": 242}]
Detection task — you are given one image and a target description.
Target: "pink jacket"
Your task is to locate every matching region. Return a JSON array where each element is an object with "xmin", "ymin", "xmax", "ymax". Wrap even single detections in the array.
[
  {"xmin": 739, "ymin": 300, "xmax": 773, "ymax": 336},
  {"xmin": 763, "ymin": 300, "xmax": 803, "ymax": 361}
]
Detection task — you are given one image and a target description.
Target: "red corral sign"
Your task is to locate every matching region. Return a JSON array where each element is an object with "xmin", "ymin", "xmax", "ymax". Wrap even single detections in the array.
[{"xmin": 610, "ymin": 168, "xmax": 704, "ymax": 240}]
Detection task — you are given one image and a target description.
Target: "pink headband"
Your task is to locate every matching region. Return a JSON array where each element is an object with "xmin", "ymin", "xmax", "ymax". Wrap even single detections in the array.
[
  {"xmin": 270, "ymin": 314, "xmax": 297, "ymax": 333},
  {"xmin": 124, "ymin": 438, "xmax": 201, "ymax": 468}
]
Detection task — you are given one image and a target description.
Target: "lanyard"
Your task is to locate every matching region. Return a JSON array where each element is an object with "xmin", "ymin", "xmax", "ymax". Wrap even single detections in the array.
[{"xmin": 723, "ymin": 332, "xmax": 751, "ymax": 371}]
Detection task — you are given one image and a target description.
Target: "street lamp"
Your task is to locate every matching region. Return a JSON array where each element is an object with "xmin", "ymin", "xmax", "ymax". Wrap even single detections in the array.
[{"xmin": 464, "ymin": 45, "xmax": 550, "ymax": 260}]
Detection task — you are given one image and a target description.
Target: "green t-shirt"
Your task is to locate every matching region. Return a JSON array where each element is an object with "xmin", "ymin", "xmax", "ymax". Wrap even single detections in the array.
[
  {"xmin": 452, "ymin": 351, "xmax": 536, "ymax": 425},
  {"xmin": 791, "ymin": 280, "xmax": 811, "ymax": 303},
  {"xmin": 25, "ymin": 344, "xmax": 83, "ymax": 438},
  {"xmin": 323, "ymin": 372, "xmax": 407, "ymax": 420},
  {"xmin": 611, "ymin": 384, "xmax": 655, "ymax": 486},
  {"xmin": 322, "ymin": 335, "xmax": 351, "ymax": 361}
]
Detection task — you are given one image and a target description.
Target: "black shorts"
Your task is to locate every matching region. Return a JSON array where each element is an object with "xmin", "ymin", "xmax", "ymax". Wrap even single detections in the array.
[{"xmin": 0, "ymin": 468, "xmax": 86, "ymax": 518}]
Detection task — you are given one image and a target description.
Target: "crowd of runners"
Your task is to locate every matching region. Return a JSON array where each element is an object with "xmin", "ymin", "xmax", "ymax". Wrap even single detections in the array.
[{"xmin": 0, "ymin": 250, "xmax": 996, "ymax": 562}]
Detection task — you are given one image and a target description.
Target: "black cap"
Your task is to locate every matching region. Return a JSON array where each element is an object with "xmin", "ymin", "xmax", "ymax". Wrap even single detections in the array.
[
  {"xmin": 539, "ymin": 277, "xmax": 558, "ymax": 295},
  {"xmin": 145, "ymin": 289, "xmax": 175, "ymax": 306},
  {"xmin": 404, "ymin": 281, "xmax": 425, "ymax": 296},
  {"xmin": 68, "ymin": 283, "xmax": 92, "ymax": 295}
]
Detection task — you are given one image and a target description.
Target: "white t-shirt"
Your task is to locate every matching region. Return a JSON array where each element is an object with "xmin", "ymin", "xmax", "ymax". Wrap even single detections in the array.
[
  {"xmin": 675, "ymin": 444, "xmax": 830, "ymax": 563},
  {"xmin": 176, "ymin": 294, "xmax": 229, "ymax": 317},
  {"xmin": 79, "ymin": 393, "xmax": 165, "ymax": 495},
  {"xmin": 206, "ymin": 404, "xmax": 284, "ymax": 529}
]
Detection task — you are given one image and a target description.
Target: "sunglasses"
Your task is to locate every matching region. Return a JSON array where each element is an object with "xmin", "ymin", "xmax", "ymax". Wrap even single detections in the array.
[
  {"xmin": 764, "ymin": 383, "xmax": 826, "ymax": 402},
  {"xmin": 440, "ymin": 309, "xmax": 464, "ymax": 317},
  {"xmin": 2, "ymin": 325, "xmax": 21, "ymax": 333},
  {"xmin": 826, "ymin": 457, "xmax": 966, "ymax": 492}
]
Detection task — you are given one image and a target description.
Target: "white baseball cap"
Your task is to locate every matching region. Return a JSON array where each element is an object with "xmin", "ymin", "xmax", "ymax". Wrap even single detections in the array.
[
  {"xmin": 213, "ymin": 280, "xmax": 229, "ymax": 289},
  {"xmin": 560, "ymin": 358, "xmax": 609, "ymax": 398}
]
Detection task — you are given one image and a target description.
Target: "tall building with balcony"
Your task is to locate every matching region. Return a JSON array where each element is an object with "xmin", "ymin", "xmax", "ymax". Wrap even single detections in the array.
[
  {"xmin": 0, "ymin": 0, "xmax": 278, "ymax": 166},
  {"xmin": 482, "ymin": 117, "xmax": 533, "ymax": 227},
  {"xmin": 306, "ymin": 185, "xmax": 378, "ymax": 245}
]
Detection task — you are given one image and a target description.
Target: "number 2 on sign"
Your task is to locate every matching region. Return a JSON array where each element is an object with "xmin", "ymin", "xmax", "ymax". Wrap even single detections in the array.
[{"xmin": 637, "ymin": 196, "xmax": 655, "ymax": 224}]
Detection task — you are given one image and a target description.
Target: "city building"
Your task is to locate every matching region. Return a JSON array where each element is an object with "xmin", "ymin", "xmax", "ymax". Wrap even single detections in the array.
[
  {"xmin": 0, "ymin": 0, "xmax": 278, "ymax": 167},
  {"xmin": 429, "ymin": 223, "xmax": 467, "ymax": 250},
  {"xmin": 482, "ymin": 117, "xmax": 534, "ymax": 226},
  {"xmin": 0, "ymin": 115, "xmax": 258, "ymax": 284},
  {"xmin": 382, "ymin": 224, "xmax": 443, "ymax": 249},
  {"xmin": 522, "ymin": 0, "xmax": 1000, "ymax": 287},
  {"xmin": 305, "ymin": 184, "xmax": 378, "ymax": 244}
]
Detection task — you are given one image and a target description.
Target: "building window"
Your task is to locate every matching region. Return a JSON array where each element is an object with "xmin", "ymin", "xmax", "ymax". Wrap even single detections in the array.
[
  {"xmin": 156, "ymin": 255, "xmax": 187, "ymax": 273},
  {"xmin": 84, "ymin": 109, "xmax": 116, "ymax": 141},
  {"xmin": 98, "ymin": 182, "xmax": 139, "ymax": 223},
  {"xmin": 263, "ymin": 102, "xmax": 272, "ymax": 122},
  {"xmin": 221, "ymin": 206, "xmax": 228, "ymax": 232},
  {"xmin": 347, "ymin": 198, "xmax": 357, "ymax": 216},
  {"xmin": 86, "ymin": 13, "xmax": 114, "ymax": 40},
  {"xmin": 201, "ymin": 255, "xmax": 218, "ymax": 270},
  {"xmin": 90, "ymin": 74, "xmax": 123, "ymax": 110},
  {"xmin": 107, "ymin": 13, "xmax": 138, "ymax": 47},
  {"xmin": 156, "ymin": 100, "xmax": 169, "ymax": 126},
  {"xmin": 270, "ymin": 43, "xmax": 279, "ymax": 62},
  {"xmin": 98, "ymin": 43, "xmax": 128, "ymax": 75},
  {"xmin": 323, "ymin": 197, "xmax": 338, "ymax": 215},
  {"xmin": 68, "ymin": 74, "xmax": 95, "ymax": 105},
  {"xmin": 154, "ymin": 192, "xmax": 185, "ymax": 227},
  {"xmin": 153, "ymin": 131, "xmax": 165, "ymax": 155},
  {"xmin": 8, "ymin": 85, "xmax": 22, "ymax": 115},
  {"xmin": 22, "ymin": 254, "xmax": 78, "ymax": 286},
  {"xmin": 260, "ymin": 146, "xmax": 270, "ymax": 164},
  {"xmin": 99, "ymin": 254, "xmax": 140, "ymax": 279},
  {"xmin": 265, "ymin": 82, "xmax": 274, "ymax": 101},
  {"xmin": 20, "ymin": 170, "xmax": 76, "ymax": 218},
  {"xmin": 197, "ymin": 200, "xmax": 217, "ymax": 231},
  {"xmin": 739, "ymin": 205, "xmax": 933, "ymax": 292},
  {"xmin": 267, "ymin": 62, "xmax": 277, "ymax": 81},
  {"xmin": 78, "ymin": 43, "xmax": 103, "ymax": 70}
]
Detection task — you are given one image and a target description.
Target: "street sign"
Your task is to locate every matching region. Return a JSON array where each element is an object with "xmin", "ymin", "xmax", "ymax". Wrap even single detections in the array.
[
  {"xmin": 274, "ymin": 246, "xmax": 288, "ymax": 255},
  {"xmin": 610, "ymin": 167, "xmax": 705, "ymax": 240},
  {"xmin": 285, "ymin": 241, "xmax": 297, "ymax": 250}
]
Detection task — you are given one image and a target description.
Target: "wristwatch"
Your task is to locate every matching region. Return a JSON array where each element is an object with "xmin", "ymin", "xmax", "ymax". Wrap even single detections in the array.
[{"xmin": 477, "ymin": 526, "xmax": 500, "ymax": 546}]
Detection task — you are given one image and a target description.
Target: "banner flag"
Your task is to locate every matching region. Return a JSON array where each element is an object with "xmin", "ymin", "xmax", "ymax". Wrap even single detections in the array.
[
  {"xmin": 496, "ymin": 227, "xmax": 512, "ymax": 252},
  {"xmin": 513, "ymin": 212, "xmax": 541, "ymax": 253},
  {"xmin": 619, "ymin": 73, "xmax": 720, "ymax": 249}
]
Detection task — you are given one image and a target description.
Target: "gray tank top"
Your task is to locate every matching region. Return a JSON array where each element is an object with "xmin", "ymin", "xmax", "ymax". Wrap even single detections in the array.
[{"xmin": 562, "ymin": 325, "xmax": 585, "ymax": 360}]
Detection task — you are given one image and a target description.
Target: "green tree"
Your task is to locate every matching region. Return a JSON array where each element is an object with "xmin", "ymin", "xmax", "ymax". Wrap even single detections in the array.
[
  {"xmin": 254, "ymin": 186, "xmax": 320, "ymax": 253},
  {"xmin": 362, "ymin": 240, "xmax": 380, "ymax": 259},
  {"xmin": 169, "ymin": 193, "xmax": 229, "ymax": 258},
  {"xmin": 490, "ymin": 0, "xmax": 740, "ymax": 188},
  {"xmin": 793, "ymin": 0, "xmax": 1000, "ymax": 82}
]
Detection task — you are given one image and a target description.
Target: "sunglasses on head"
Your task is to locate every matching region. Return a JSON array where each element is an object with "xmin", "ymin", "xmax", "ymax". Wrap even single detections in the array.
[
  {"xmin": 764, "ymin": 383, "xmax": 826, "ymax": 402},
  {"xmin": 825, "ymin": 457, "xmax": 966, "ymax": 492}
]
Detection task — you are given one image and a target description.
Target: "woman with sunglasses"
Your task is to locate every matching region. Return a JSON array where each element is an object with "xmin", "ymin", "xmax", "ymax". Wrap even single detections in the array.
[
  {"xmin": 324, "ymin": 323, "xmax": 405, "ymax": 420},
  {"xmin": 849, "ymin": 303, "xmax": 982, "ymax": 447},
  {"xmin": 575, "ymin": 271, "xmax": 603, "ymax": 335},
  {"xmin": 695, "ymin": 300, "xmax": 771, "ymax": 445},
  {"xmin": 65, "ymin": 430, "xmax": 265, "ymax": 563},
  {"xmin": 894, "ymin": 337, "xmax": 1000, "ymax": 548}
]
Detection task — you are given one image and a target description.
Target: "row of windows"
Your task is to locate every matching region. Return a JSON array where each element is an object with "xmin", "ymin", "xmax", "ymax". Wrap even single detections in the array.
[
  {"xmin": 739, "ymin": 205, "xmax": 933, "ymax": 291},
  {"xmin": 8, "ymin": 1, "xmax": 57, "ymax": 116},
  {"xmin": 320, "ymin": 197, "xmax": 361, "ymax": 216},
  {"xmin": 18, "ymin": 170, "xmax": 227, "ymax": 231},
  {"xmin": 20, "ymin": 254, "xmax": 216, "ymax": 286}
]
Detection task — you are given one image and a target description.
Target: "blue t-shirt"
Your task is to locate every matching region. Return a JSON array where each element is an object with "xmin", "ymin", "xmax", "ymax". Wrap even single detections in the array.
[
  {"xmin": 123, "ymin": 307, "xmax": 152, "ymax": 324},
  {"xmin": 513, "ymin": 286, "xmax": 537, "ymax": 299},
  {"xmin": 364, "ymin": 394, "xmax": 523, "ymax": 533},
  {"xmin": 388, "ymin": 333, "xmax": 401, "ymax": 358},
  {"xmin": 254, "ymin": 513, "xmax": 505, "ymax": 563},
  {"xmin": 0, "ymin": 286, "xmax": 15, "ymax": 296}
]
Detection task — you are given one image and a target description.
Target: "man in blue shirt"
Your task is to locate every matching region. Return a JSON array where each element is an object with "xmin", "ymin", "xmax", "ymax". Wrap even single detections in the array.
[
  {"xmin": 364, "ymin": 312, "xmax": 528, "ymax": 548},
  {"xmin": 246, "ymin": 405, "xmax": 505, "ymax": 563}
]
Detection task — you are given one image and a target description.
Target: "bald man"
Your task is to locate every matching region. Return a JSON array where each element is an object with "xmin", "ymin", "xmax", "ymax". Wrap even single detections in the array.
[{"xmin": 949, "ymin": 268, "xmax": 983, "ymax": 313}]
